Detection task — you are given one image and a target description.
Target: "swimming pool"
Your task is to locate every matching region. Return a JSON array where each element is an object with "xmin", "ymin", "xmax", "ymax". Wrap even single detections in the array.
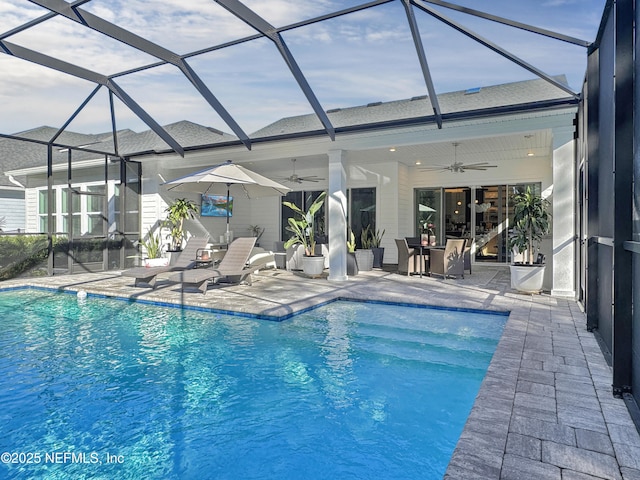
[{"xmin": 0, "ymin": 289, "xmax": 507, "ymax": 479}]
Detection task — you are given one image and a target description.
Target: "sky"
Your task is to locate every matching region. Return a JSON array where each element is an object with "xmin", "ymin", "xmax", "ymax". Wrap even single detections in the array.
[{"xmin": 0, "ymin": 0, "xmax": 607, "ymax": 138}]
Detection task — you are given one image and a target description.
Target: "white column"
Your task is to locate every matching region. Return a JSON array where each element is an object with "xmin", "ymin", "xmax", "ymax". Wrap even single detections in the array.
[
  {"xmin": 551, "ymin": 133, "xmax": 576, "ymax": 297},
  {"xmin": 327, "ymin": 149, "xmax": 348, "ymax": 281}
]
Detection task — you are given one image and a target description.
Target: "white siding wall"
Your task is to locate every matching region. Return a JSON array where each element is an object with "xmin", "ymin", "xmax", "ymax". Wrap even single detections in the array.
[
  {"xmin": 397, "ymin": 162, "xmax": 413, "ymax": 259},
  {"xmin": 247, "ymin": 195, "xmax": 280, "ymax": 250},
  {"xmin": 0, "ymin": 191, "xmax": 25, "ymax": 231},
  {"xmin": 25, "ymin": 189, "xmax": 38, "ymax": 233}
]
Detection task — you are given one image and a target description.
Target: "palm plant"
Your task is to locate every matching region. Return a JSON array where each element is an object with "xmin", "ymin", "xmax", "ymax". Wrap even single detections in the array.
[
  {"xmin": 509, "ymin": 187, "xmax": 551, "ymax": 265},
  {"xmin": 283, "ymin": 191, "xmax": 327, "ymax": 256},
  {"xmin": 249, "ymin": 224, "xmax": 265, "ymax": 243},
  {"xmin": 360, "ymin": 225, "xmax": 373, "ymax": 249},
  {"xmin": 140, "ymin": 229, "xmax": 163, "ymax": 259},
  {"xmin": 164, "ymin": 198, "xmax": 198, "ymax": 251},
  {"xmin": 370, "ymin": 227, "xmax": 385, "ymax": 248},
  {"xmin": 347, "ymin": 227, "xmax": 357, "ymax": 253}
]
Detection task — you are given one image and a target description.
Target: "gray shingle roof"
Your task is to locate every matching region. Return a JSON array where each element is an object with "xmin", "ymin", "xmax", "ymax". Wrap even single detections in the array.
[
  {"xmin": 250, "ymin": 76, "xmax": 573, "ymax": 138},
  {"xmin": 0, "ymin": 121, "xmax": 237, "ymax": 187},
  {"xmin": 1, "ymin": 76, "xmax": 572, "ymax": 188}
]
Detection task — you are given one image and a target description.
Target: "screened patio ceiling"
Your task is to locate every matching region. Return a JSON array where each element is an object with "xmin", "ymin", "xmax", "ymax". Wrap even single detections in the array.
[{"xmin": 0, "ymin": 0, "xmax": 606, "ymax": 158}]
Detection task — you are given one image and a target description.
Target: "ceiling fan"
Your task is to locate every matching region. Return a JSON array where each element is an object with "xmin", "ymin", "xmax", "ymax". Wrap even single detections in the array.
[
  {"xmin": 281, "ymin": 159, "xmax": 324, "ymax": 184},
  {"xmin": 419, "ymin": 142, "xmax": 497, "ymax": 173}
]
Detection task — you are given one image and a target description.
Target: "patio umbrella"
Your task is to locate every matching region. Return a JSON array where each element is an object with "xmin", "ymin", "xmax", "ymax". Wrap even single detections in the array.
[
  {"xmin": 163, "ymin": 160, "xmax": 290, "ymax": 238},
  {"xmin": 418, "ymin": 204, "xmax": 436, "ymax": 212}
]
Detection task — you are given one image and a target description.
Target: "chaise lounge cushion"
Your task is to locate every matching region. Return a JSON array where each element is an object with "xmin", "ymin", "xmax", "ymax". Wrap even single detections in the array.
[
  {"xmin": 169, "ymin": 237, "xmax": 257, "ymax": 293},
  {"xmin": 121, "ymin": 236, "xmax": 209, "ymax": 288}
]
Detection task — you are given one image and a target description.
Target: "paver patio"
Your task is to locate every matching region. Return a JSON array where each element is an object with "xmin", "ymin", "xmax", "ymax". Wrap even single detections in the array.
[{"xmin": 2, "ymin": 265, "xmax": 639, "ymax": 479}]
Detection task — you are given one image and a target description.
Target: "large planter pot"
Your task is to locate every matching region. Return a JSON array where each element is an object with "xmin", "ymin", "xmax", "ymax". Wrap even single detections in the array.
[
  {"xmin": 143, "ymin": 257, "xmax": 169, "ymax": 267},
  {"xmin": 166, "ymin": 250, "xmax": 182, "ymax": 266},
  {"xmin": 302, "ymin": 255, "xmax": 325, "ymax": 277},
  {"xmin": 347, "ymin": 252, "xmax": 358, "ymax": 276},
  {"xmin": 510, "ymin": 264, "xmax": 546, "ymax": 293},
  {"xmin": 371, "ymin": 247, "xmax": 385, "ymax": 269},
  {"xmin": 354, "ymin": 249, "xmax": 373, "ymax": 271}
]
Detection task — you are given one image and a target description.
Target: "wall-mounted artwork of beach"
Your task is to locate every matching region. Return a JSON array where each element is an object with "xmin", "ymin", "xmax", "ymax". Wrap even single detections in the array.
[{"xmin": 201, "ymin": 194, "xmax": 232, "ymax": 217}]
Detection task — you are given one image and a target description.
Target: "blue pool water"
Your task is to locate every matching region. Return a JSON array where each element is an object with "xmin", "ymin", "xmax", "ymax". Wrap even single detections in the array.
[{"xmin": 0, "ymin": 289, "xmax": 507, "ymax": 480}]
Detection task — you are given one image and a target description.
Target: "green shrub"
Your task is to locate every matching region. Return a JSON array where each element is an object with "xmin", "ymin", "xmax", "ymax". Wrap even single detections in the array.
[{"xmin": 0, "ymin": 235, "xmax": 49, "ymax": 280}]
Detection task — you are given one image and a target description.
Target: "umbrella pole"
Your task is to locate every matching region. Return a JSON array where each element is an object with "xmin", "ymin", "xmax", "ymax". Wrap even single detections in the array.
[{"xmin": 225, "ymin": 183, "xmax": 230, "ymax": 247}]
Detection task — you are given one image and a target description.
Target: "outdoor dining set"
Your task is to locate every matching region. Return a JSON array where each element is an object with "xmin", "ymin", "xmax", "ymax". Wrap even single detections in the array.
[{"xmin": 396, "ymin": 237, "xmax": 472, "ymax": 279}]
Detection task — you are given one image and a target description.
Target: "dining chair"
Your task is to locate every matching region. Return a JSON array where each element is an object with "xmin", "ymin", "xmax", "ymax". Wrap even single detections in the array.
[
  {"xmin": 429, "ymin": 238, "xmax": 466, "ymax": 279},
  {"xmin": 395, "ymin": 238, "xmax": 419, "ymax": 276}
]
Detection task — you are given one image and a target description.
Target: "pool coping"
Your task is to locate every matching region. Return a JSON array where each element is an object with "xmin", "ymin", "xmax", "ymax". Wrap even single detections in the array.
[{"xmin": 0, "ymin": 283, "xmax": 511, "ymax": 322}]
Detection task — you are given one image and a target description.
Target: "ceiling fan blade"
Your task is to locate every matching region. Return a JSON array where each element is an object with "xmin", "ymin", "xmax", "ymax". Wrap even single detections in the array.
[
  {"xmin": 464, "ymin": 165, "xmax": 498, "ymax": 170},
  {"xmin": 464, "ymin": 162, "xmax": 497, "ymax": 168},
  {"xmin": 419, "ymin": 165, "xmax": 449, "ymax": 171}
]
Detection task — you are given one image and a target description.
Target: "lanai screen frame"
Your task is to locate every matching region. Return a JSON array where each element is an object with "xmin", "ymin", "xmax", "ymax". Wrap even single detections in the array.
[
  {"xmin": 0, "ymin": 0, "xmax": 593, "ymax": 278},
  {"xmin": 0, "ymin": 0, "xmax": 589, "ymax": 158},
  {"xmin": 580, "ymin": 0, "xmax": 640, "ymax": 427}
]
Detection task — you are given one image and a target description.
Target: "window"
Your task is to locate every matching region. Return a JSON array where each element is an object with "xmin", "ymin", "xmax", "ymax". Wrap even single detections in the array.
[
  {"xmin": 349, "ymin": 187, "xmax": 376, "ymax": 248},
  {"xmin": 37, "ymin": 183, "xmax": 111, "ymax": 236},
  {"xmin": 38, "ymin": 189, "xmax": 55, "ymax": 233},
  {"xmin": 86, "ymin": 185, "xmax": 106, "ymax": 235},
  {"xmin": 415, "ymin": 188, "xmax": 442, "ymax": 243},
  {"xmin": 281, "ymin": 187, "xmax": 376, "ymax": 246}
]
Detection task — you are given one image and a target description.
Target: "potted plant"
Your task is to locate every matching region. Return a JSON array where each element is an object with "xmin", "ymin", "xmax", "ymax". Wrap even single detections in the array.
[
  {"xmin": 347, "ymin": 227, "xmax": 358, "ymax": 276},
  {"xmin": 164, "ymin": 198, "xmax": 198, "ymax": 261},
  {"xmin": 282, "ymin": 191, "xmax": 327, "ymax": 277},
  {"xmin": 508, "ymin": 187, "xmax": 551, "ymax": 293},
  {"xmin": 354, "ymin": 225, "xmax": 374, "ymax": 271},
  {"xmin": 370, "ymin": 227, "xmax": 385, "ymax": 268},
  {"xmin": 249, "ymin": 225, "xmax": 265, "ymax": 247},
  {"xmin": 140, "ymin": 229, "xmax": 168, "ymax": 267}
]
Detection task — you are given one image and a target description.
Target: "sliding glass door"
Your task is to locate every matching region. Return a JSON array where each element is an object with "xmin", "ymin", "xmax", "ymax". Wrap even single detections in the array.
[{"xmin": 415, "ymin": 183, "xmax": 542, "ymax": 264}]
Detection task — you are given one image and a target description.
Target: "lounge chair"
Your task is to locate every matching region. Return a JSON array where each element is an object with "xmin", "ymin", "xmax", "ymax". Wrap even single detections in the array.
[
  {"xmin": 169, "ymin": 237, "xmax": 257, "ymax": 294},
  {"xmin": 121, "ymin": 236, "xmax": 209, "ymax": 288}
]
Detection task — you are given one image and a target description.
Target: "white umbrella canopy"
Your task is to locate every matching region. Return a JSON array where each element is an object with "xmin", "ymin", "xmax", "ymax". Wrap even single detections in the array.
[
  {"xmin": 163, "ymin": 160, "xmax": 291, "ymax": 235},
  {"xmin": 164, "ymin": 160, "xmax": 290, "ymax": 197},
  {"xmin": 418, "ymin": 204, "xmax": 436, "ymax": 212}
]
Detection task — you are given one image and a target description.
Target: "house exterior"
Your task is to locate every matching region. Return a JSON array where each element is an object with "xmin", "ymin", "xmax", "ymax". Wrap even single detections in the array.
[{"xmin": 3, "ymin": 76, "xmax": 578, "ymax": 294}]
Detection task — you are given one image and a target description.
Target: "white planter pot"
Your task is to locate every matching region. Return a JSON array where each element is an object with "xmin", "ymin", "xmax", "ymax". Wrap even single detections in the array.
[
  {"xmin": 354, "ymin": 249, "xmax": 374, "ymax": 271},
  {"xmin": 302, "ymin": 255, "xmax": 325, "ymax": 277},
  {"xmin": 144, "ymin": 257, "xmax": 169, "ymax": 267},
  {"xmin": 510, "ymin": 264, "xmax": 546, "ymax": 293}
]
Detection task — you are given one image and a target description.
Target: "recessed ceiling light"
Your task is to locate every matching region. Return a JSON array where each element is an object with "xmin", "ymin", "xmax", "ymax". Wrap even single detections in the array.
[
  {"xmin": 415, "ymin": 161, "xmax": 422, "ymax": 165},
  {"xmin": 389, "ymin": 147, "xmax": 396, "ymax": 152},
  {"xmin": 525, "ymin": 134, "xmax": 535, "ymax": 157}
]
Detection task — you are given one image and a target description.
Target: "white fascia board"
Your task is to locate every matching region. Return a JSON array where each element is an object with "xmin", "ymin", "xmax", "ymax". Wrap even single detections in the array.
[
  {"xmin": 0, "ymin": 184, "xmax": 25, "ymax": 192},
  {"xmin": 5, "ymin": 157, "xmax": 106, "ymax": 177}
]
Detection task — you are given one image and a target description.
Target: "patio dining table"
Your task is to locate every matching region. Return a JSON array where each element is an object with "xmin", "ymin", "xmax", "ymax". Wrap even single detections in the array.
[{"xmin": 408, "ymin": 242, "xmax": 444, "ymax": 278}]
